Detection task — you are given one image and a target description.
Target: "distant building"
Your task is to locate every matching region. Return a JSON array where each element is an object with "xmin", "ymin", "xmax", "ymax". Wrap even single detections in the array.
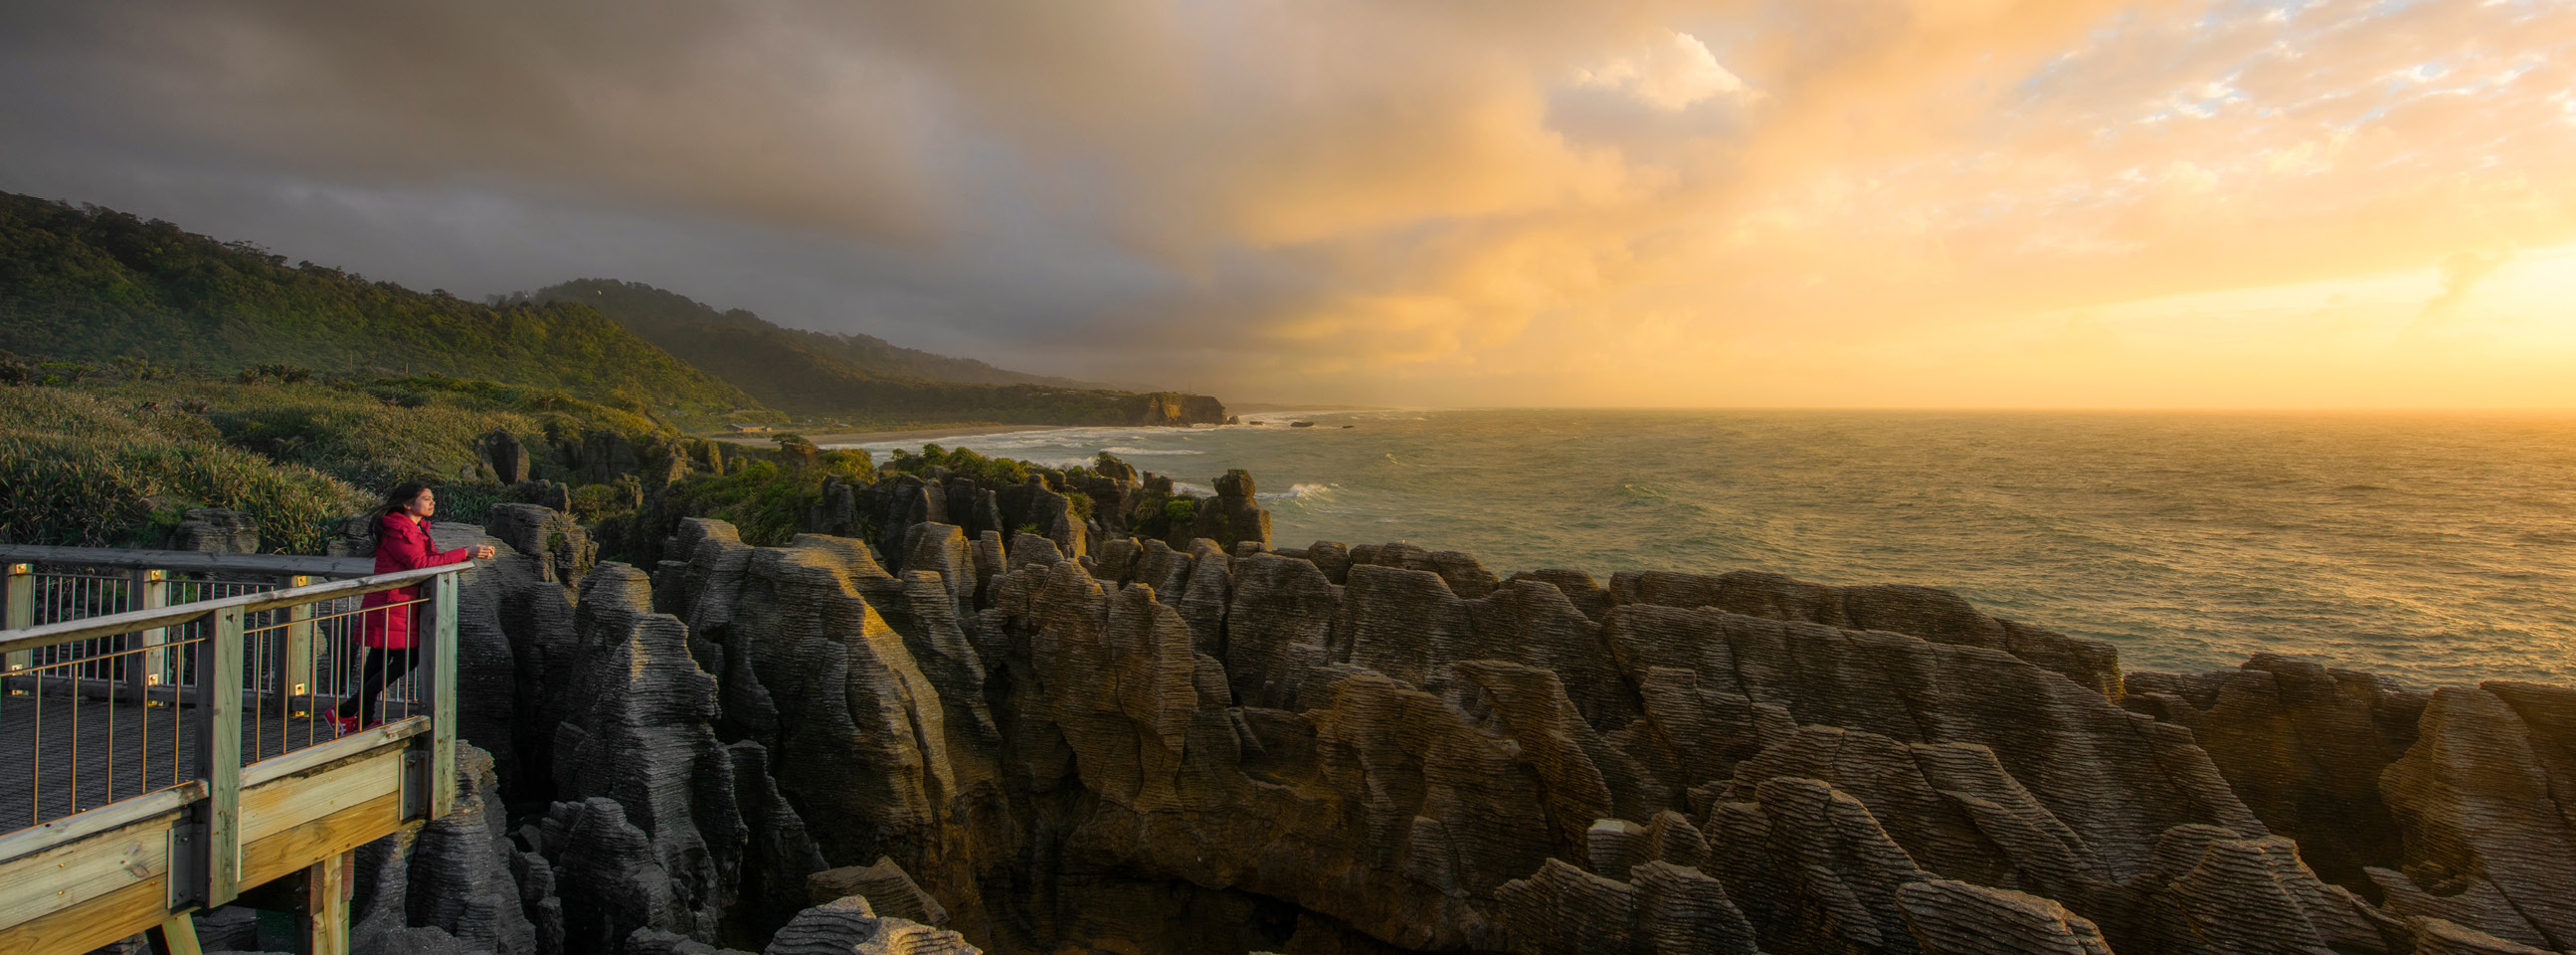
[{"xmin": 726, "ymin": 424, "xmax": 775, "ymax": 434}]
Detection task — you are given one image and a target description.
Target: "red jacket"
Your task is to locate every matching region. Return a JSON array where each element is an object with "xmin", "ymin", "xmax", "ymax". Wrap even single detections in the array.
[{"xmin": 358, "ymin": 513, "xmax": 473, "ymax": 649}]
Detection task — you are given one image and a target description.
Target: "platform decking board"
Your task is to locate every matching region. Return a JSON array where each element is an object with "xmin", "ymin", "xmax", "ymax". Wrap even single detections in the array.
[{"xmin": 0, "ymin": 694, "xmax": 394, "ymax": 835}]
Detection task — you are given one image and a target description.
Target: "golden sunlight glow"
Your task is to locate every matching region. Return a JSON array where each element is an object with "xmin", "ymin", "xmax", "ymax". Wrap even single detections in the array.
[{"xmin": 81, "ymin": 0, "xmax": 2576, "ymax": 407}]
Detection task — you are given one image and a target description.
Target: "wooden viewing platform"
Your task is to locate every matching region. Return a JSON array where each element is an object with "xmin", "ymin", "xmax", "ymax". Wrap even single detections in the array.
[{"xmin": 0, "ymin": 549, "xmax": 464, "ymax": 955}]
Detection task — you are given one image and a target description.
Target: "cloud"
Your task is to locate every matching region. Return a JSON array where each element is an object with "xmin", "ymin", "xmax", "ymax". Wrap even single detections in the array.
[
  {"xmin": 1572, "ymin": 31, "xmax": 1749, "ymax": 110},
  {"xmin": 2423, "ymin": 249, "xmax": 2515, "ymax": 318},
  {"xmin": 0, "ymin": 0, "xmax": 2572, "ymax": 408}
]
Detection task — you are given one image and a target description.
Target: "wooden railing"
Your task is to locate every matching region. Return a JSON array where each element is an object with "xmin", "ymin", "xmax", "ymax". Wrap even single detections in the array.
[{"xmin": 0, "ymin": 546, "xmax": 466, "ymax": 954}]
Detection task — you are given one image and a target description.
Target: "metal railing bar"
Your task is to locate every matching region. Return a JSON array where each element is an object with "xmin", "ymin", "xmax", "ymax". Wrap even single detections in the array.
[
  {"xmin": 29, "ymin": 661, "xmax": 43, "ymax": 824},
  {"xmin": 0, "ymin": 564, "xmax": 461, "ymax": 657}
]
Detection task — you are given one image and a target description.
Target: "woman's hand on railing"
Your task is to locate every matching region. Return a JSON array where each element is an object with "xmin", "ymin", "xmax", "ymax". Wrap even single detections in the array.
[{"xmin": 472, "ymin": 545, "xmax": 496, "ymax": 561}]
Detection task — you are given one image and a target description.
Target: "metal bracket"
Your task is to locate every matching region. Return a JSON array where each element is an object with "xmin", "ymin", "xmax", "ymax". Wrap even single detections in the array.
[
  {"xmin": 167, "ymin": 820, "xmax": 204, "ymax": 910},
  {"xmin": 401, "ymin": 748, "xmax": 429, "ymax": 821}
]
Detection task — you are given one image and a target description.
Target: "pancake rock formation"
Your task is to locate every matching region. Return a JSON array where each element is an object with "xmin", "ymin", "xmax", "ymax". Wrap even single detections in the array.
[{"xmin": 284, "ymin": 475, "xmax": 2573, "ymax": 955}]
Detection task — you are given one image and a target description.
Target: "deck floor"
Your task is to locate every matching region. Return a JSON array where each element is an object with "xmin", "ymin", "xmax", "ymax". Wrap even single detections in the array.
[{"xmin": 0, "ymin": 691, "xmax": 400, "ymax": 834}]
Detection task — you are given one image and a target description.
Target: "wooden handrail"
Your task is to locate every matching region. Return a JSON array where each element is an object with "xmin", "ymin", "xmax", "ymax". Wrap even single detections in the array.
[
  {"xmin": 0, "ymin": 545, "xmax": 368, "ymax": 578},
  {"xmin": 0, "ymin": 563, "xmax": 470, "ymax": 658}
]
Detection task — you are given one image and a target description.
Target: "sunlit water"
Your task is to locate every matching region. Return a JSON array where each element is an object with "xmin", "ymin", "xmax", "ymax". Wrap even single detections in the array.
[{"xmin": 839, "ymin": 409, "xmax": 2576, "ymax": 686}]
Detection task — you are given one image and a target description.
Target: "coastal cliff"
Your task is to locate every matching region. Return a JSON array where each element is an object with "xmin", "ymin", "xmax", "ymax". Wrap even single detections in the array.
[{"xmin": 316, "ymin": 475, "xmax": 2576, "ymax": 955}]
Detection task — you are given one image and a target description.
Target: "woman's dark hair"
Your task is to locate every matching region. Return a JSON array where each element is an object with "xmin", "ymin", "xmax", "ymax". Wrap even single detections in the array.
[{"xmin": 373, "ymin": 479, "xmax": 436, "ymax": 545}]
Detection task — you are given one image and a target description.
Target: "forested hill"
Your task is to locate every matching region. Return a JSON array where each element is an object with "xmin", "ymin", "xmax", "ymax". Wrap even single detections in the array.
[
  {"xmin": 0, "ymin": 193, "xmax": 752, "ymax": 412},
  {"xmin": 523, "ymin": 279, "xmax": 1221, "ymax": 425},
  {"xmin": 535, "ymin": 279, "xmax": 1094, "ymax": 388}
]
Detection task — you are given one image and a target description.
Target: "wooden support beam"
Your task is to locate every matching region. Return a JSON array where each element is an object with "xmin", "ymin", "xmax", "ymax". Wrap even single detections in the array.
[
  {"xmin": 144, "ymin": 911, "xmax": 203, "ymax": 955},
  {"xmin": 127, "ymin": 569, "xmax": 168, "ymax": 706},
  {"xmin": 225, "ymin": 852, "xmax": 346, "ymax": 955},
  {"xmin": 196, "ymin": 607, "xmax": 243, "ymax": 908},
  {"xmin": 422, "ymin": 575, "xmax": 458, "ymax": 818},
  {"xmin": 4, "ymin": 563, "xmax": 30, "ymax": 677},
  {"xmin": 305, "ymin": 853, "xmax": 348, "ymax": 955},
  {"xmin": 279, "ymin": 576, "xmax": 313, "ymax": 713}
]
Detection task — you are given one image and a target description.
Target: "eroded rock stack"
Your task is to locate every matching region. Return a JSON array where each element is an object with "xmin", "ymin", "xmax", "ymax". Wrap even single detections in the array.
[{"xmin": 329, "ymin": 478, "xmax": 2576, "ymax": 955}]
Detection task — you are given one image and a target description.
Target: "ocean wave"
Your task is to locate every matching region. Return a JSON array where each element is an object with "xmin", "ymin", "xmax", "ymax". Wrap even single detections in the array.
[
  {"xmin": 1104, "ymin": 447, "xmax": 1206, "ymax": 456},
  {"xmin": 1257, "ymin": 481, "xmax": 1335, "ymax": 501}
]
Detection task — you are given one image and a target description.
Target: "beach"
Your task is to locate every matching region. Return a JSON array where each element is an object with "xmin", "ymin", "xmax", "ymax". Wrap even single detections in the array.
[{"xmin": 707, "ymin": 424, "xmax": 1058, "ymax": 447}]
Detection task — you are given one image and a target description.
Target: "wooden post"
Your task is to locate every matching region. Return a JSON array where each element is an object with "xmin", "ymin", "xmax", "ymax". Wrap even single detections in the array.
[
  {"xmin": 4, "ymin": 563, "xmax": 30, "ymax": 678},
  {"xmin": 304, "ymin": 853, "xmax": 348, "ymax": 955},
  {"xmin": 277, "ymin": 575, "xmax": 314, "ymax": 712},
  {"xmin": 197, "ymin": 606, "xmax": 244, "ymax": 908},
  {"xmin": 144, "ymin": 912, "xmax": 204, "ymax": 955},
  {"xmin": 419, "ymin": 572, "xmax": 459, "ymax": 817},
  {"xmin": 128, "ymin": 568, "xmax": 168, "ymax": 705}
]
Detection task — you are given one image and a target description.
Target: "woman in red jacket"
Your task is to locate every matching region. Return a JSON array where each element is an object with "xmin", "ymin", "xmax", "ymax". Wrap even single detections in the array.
[{"xmin": 330, "ymin": 480, "xmax": 494, "ymax": 735}]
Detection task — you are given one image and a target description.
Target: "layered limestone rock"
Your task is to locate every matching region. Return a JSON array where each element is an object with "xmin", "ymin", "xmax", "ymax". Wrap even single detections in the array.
[
  {"xmin": 466, "ymin": 506, "xmax": 589, "ymax": 793},
  {"xmin": 808, "ymin": 857, "xmax": 950, "ymax": 926},
  {"xmin": 549, "ymin": 563, "xmax": 749, "ymax": 942},
  {"xmin": 1896, "ymin": 880, "xmax": 2113, "ymax": 955},
  {"xmin": 383, "ymin": 482, "xmax": 2576, "ymax": 955},
  {"xmin": 763, "ymin": 896, "xmax": 981, "ymax": 955},
  {"xmin": 350, "ymin": 743, "xmax": 541, "ymax": 955},
  {"xmin": 483, "ymin": 429, "xmax": 531, "ymax": 484},
  {"xmin": 1171, "ymin": 470, "xmax": 1270, "ymax": 551},
  {"xmin": 2371, "ymin": 682, "xmax": 2576, "ymax": 952},
  {"xmin": 166, "ymin": 506, "xmax": 260, "ymax": 552},
  {"xmin": 1603, "ymin": 568, "xmax": 2121, "ymax": 695},
  {"xmin": 2118, "ymin": 655, "xmax": 2427, "ymax": 892}
]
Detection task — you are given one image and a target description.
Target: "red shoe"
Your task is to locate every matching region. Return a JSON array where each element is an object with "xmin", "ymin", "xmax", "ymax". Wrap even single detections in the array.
[{"xmin": 326, "ymin": 714, "xmax": 360, "ymax": 737}]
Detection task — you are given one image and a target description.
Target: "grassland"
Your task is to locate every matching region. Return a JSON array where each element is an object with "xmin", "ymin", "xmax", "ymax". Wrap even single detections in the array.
[{"xmin": 0, "ymin": 374, "xmax": 675, "ymax": 553}]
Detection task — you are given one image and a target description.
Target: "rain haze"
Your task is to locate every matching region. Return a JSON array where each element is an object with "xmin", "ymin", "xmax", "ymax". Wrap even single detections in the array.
[{"xmin": 3, "ymin": 0, "xmax": 2571, "ymax": 408}]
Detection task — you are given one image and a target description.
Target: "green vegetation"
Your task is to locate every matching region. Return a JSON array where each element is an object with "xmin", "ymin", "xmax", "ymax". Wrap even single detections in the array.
[
  {"xmin": 884, "ymin": 443, "xmax": 1035, "ymax": 486},
  {"xmin": 0, "ymin": 386, "xmax": 364, "ymax": 552},
  {"xmin": 0, "ymin": 370, "xmax": 680, "ymax": 551},
  {"xmin": 0, "ymin": 193, "xmax": 752, "ymax": 413},
  {"xmin": 0, "ymin": 190, "xmax": 1244, "ymax": 556},
  {"xmin": 524, "ymin": 280, "xmax": 1225, "ymax": 426},
  {"xmin": 531, "ymin": 279, "xmax": 1093, "ymax": 388},
  {"xmin": 630, "ymin": 449, "xmax": 877, "ymax": 547}
]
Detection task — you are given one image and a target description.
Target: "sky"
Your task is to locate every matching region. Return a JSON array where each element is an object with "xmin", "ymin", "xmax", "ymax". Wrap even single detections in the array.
[{"xmin": 1, "ymin": 0, "xmax": 2571, "ymax": 409}]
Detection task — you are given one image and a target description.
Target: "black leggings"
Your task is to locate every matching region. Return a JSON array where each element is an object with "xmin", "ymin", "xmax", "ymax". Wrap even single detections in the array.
[{"xmin": 335, "ymin": 647, "xmax": 419, "ymax": 723}]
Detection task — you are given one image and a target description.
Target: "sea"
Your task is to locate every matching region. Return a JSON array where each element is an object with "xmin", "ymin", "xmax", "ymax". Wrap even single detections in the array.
[{"xmin": 838, "ymin": 409, "xmax": 2576, "ymax": 687}]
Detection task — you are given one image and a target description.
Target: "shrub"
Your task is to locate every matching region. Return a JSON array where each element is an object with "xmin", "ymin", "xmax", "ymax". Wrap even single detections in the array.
[
  {"xmin": 0, "ymin": 387, "xmax": 364, "ymax": 551},
  {"xmin": 569, "ymin": 483, "xmax": 620, "ymax": 516},
  {"xmin": 236, "ymin": 363, "xmax": 313, "ymax": 385},
  {"xmin": 428, "ymin": 481, "xmax": 512, "ymax": 525}
]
